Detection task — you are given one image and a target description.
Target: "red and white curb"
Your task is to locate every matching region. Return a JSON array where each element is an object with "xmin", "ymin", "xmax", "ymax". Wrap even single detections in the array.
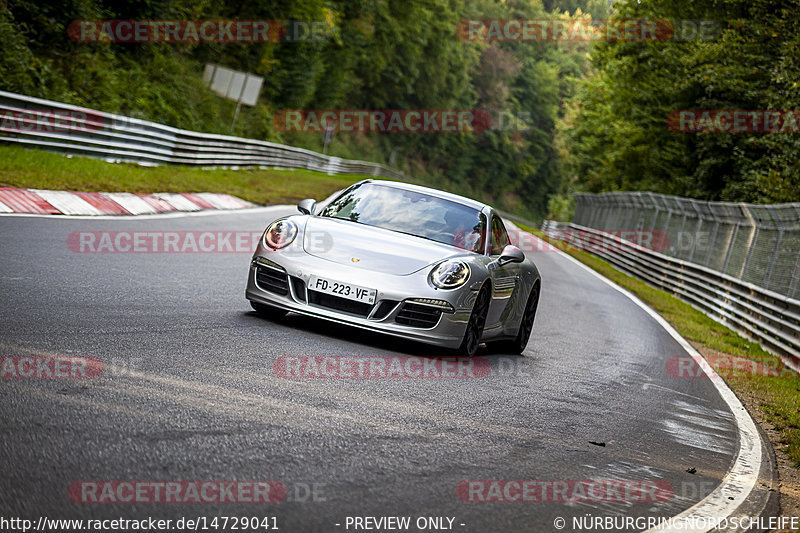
[{"xmin": 0, "ymin": 188, "xmax": 255, "ymax": 216}]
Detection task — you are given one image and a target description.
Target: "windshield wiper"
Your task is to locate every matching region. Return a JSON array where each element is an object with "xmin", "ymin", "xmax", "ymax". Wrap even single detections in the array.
[{"xmin": 329, "ymin": 215, "xmax": 362, "ymax": 224}]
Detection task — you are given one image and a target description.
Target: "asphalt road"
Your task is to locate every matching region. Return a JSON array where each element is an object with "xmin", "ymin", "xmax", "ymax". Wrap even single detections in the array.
[{"xmin": 0, "ymin": 208, "xmax": 743, "ymax": 532}]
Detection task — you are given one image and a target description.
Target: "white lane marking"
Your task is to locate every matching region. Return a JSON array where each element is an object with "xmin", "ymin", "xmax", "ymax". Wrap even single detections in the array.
[
  {"xmin": 0, "ymin": 205, "xmax": 292, "ymax": 220},
  {"xmin": 29, "ymin": 189, "xmax": 103, "ymax": 216},
  {"xmin": 509, "ymin": 223, "xmax": 765, "ymax": 533}
]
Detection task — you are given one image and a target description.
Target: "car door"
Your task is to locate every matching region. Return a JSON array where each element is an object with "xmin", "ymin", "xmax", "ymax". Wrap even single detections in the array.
[{"xmin": 484, "ymin": 215, "xmax": 522, "ymax": 331}]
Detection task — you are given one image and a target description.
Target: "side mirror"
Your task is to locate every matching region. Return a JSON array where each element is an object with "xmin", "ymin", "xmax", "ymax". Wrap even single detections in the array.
[
  {"xmin": 498, "ymin": 245, "xmax": 525, "ymax": 266},
  {"xmin": 297, "ymin": 198, "xmax": 317, "ymax": 215}
]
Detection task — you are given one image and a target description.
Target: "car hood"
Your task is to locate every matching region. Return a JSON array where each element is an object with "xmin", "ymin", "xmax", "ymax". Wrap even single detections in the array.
[{"xmin": 303, "ymin": 216, "xmax": 464, "ymax": 276}]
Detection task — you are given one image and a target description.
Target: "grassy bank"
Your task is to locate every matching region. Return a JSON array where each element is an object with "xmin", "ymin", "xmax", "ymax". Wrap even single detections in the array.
[
  {"xmin": 0, "ymin": 145, "xmax": 365, "ymax": 205},
  {"xmin": 520, "ymin": 224, "xmax": 800, "ymax": 467}
]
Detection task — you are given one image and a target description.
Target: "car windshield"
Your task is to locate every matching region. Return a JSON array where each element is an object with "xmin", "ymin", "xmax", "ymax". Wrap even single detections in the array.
[{"xmin": 319, "ymin": 182, "xmax": 486, "ymax": 253}]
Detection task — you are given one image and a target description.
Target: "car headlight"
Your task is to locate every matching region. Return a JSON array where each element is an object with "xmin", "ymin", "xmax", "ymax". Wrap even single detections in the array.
[
  {"xmin": 263, "ymin": 219, "xmax": 298, "ymax": 250},
  {"xmin": 430, "ymin": 260, "xmax": 470, "ymax": 289}
]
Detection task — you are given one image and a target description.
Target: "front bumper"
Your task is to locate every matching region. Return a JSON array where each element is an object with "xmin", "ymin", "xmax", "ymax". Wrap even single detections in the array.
[{"xmin": 245, "ymin": 249, "xmax": 480, "ymax": 350}]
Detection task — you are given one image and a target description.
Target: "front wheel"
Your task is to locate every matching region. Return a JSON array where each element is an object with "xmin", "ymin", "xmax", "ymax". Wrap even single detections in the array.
[{"xmin": 458, "ymin": 285, "xmax": 491, "ymax": 356}]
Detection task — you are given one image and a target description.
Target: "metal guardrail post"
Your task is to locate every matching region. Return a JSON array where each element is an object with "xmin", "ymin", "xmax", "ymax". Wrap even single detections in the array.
[
  {"xmin": 673, "ymin": 198, "xmax": 688, "ymax": 259},
  {"xmin": 662, "ymin": 203, "xmax": 674, "ymax": 253},
  {"xmin": 790, "ymin": 245, "xmax": 800, "ymax": 300},
  {"xmin": 573, "ymin": 194, "xmax": 585, "ymax": 226},
  {"xmin": 763, "ymin": 208, "xmax": 784, "ymax": 287},
  {"xmin": 722, "ymin": 221, "xmax": 739, "ymax": 274},
  {"xmin": 597, "ymin": 195, "xmax": 608, "ymax": 228},
  {"xmin": 582, "ymin": 195, "xmax": 593, "ymax": 228},
  {"xmin": 630, "ymin": 193, "xmax": 644, "ymax": 232},
  {"xmin": 704, "ymin": 202, "xmax": 721, "ymax": 269},
  {"xmin": 687, "ymin": 200, "xmax": 703, "ymax": 263},
  {"xmin": 586, "ymin": 195, "xmax": 596, "ymax": 227},
  {"xmin": 648, "ymin": 192, "xmax": 660, "ymax": 231},
  {"xmin": 740, "ymin": 204, "xmax": 759, "ymax": 281},
  {"xmin": 583, "ymin": 195, "xmax": 593, "ymax": 227}
]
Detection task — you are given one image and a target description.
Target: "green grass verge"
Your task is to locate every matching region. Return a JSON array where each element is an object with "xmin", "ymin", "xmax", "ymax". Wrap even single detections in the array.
[
  {"xmin": 520, "ymin": 224, "xmax": 800, "ymax": 467},
  {"xmin": 0, "ymin": 145, "xmax": 364, "ymax": 205}
]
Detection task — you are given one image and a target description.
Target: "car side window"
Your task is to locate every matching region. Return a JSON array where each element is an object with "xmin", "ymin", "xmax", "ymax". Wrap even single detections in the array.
[{"xmin": 490, "ymin": 216, "xmax": 510, "ymax": 255}]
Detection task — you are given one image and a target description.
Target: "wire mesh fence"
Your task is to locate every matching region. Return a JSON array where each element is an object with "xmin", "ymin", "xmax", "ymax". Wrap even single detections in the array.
[{"xmin": 573, "ymin": 192, "xmax": 800, "ymax": 299}]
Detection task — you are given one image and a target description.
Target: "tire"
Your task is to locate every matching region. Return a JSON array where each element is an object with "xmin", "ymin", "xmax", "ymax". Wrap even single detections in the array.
[
  {"xmin": 492, "ymin": 284, "xmax": 539, "ymax": 355},
  {"xmin": 250, "ymin": 301, "xmax": 287, "ymax": 320},
  {"xmin": 458, "ymin": 285, "xmax": 491, "ymax": 356}
]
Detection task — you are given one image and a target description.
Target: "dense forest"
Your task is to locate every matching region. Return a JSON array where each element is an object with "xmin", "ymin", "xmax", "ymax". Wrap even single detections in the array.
[
  {"xmin": 555, "ymin": 0, "xmax": 800, "ymax": 218},
  {"xmin": 2, "ymin": 0, "xmax": 799, "ymax": 220}
]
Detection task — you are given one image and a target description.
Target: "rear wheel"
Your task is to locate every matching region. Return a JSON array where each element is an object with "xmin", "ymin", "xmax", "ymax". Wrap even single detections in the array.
[
  {"xmin": 458, "ymin": 285, "xmax": 491, "ymax": 356},
  {"xmin": 250, "ymin": 301, "xmax": 287, "ymax": 320},
  {"xmin": 492, "ymin": 284, "xmax": 539, "ymax": 355}
]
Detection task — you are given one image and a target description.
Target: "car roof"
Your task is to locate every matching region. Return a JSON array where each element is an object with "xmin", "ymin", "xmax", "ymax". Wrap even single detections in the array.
[{"xmin": 359, "ymin": 179, "xmax": 489, "ymax": 212}]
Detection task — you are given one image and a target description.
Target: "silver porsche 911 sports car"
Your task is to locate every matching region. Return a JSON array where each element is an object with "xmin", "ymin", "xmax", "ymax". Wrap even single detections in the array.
[{"xmin": 245, "ymin": 180, "xmax": 541, "ymax": 355}]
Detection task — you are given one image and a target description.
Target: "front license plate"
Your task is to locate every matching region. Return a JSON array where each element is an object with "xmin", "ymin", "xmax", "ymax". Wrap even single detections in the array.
[{"xmin": 309, "ymin": 276, "xmax": 377, "ymax": 304}]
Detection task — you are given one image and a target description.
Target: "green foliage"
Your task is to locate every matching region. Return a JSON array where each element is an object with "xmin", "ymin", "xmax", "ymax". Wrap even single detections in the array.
[
  {"xmin": 560, "ymin": 0, "xmax": 800, "ymax": 204},
  {"xmin": 0, "ymin": 0, "xmax": 603, "ymax": 220},
  {"xmin": 7, "ymin": 0, "xmax": 795, "ymax": 217},
  {"xmin": 546, "ymin": 192, "xmax": 574, "ymax": 220},
  {"xmin": 0, "ymin": 3, "xmax": 67, "ymax": 97}
]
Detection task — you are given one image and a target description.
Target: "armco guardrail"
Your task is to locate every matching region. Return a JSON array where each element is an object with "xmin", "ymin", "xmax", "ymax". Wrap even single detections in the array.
[
  {"xmin": 0, "ymin": 91, "xmax": 404, "ymax": 179},
  {"xmin": 542, "ymin": 221, "xmax": 800, "ymax": 373}
]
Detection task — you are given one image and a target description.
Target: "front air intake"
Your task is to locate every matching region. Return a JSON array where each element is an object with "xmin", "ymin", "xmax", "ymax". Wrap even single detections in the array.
[
  {"xmin": 395, "ymin": 302, "xmax": 443, "ymax": 328},
  {"xmin": 255, "ymin": 265, "xmax": 289, "ymax": 296}
]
